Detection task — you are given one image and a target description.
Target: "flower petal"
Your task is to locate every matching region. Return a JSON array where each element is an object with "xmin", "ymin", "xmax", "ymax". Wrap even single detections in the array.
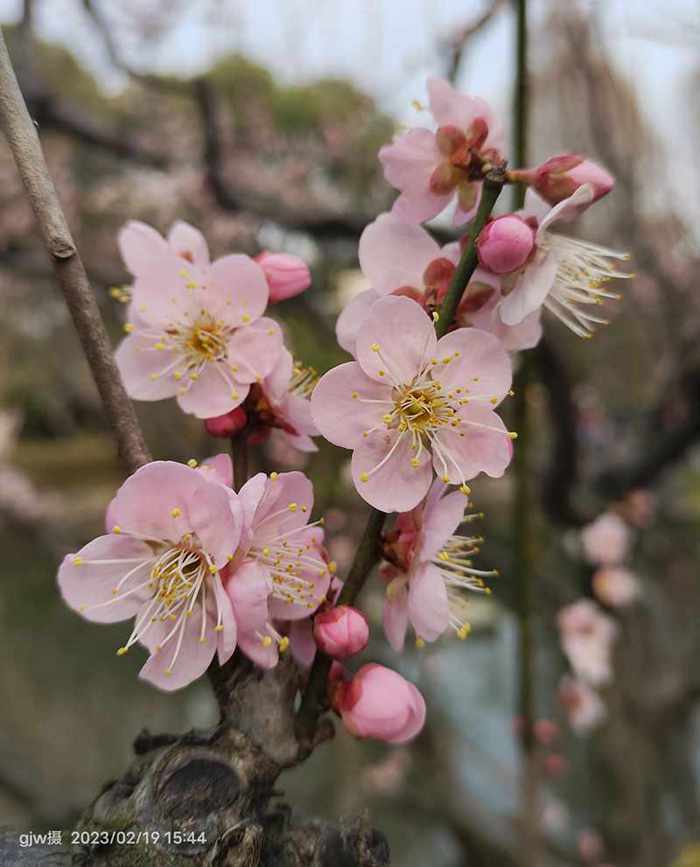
[
  {"xmin": 359, "ymin": 213, "xmax": 439, "ymax": 296},
  {"xmin": 383, "ymin": 581, "xmax": 409, "ymax": 652},
  {"xmin": 433, "ymin": 404, "xmax": 513, "ymax": 482},
  {"xmin": 205, "ymin": 254, "xmax": 269, "ymax": 325},
  {"xmin": 408, "ymin": 563, "xmax": 449, "ymax": 642},
  {"xmin": 58, "ymin": 534, "xmax": 154, "ymax": 624},
  {"xmin": 167, "ymin": 221, "xmax": 210, "ymax": 267},
  {"xmin": 226, "ymin": 560, "xmax": 278, "ymax": 669},
  {"xmin": 211, "ymin": 574, "xmax": 238, "ymax": 665},
  {"xmin": 418, "ymin": 488, "xmax": 466, "ymax": 563},
  {"xmin": 118, "ymin": 221, "xmax": 169, "ymax": 277},
  {"xmin": 433, "ymin": 327, "xmax": 512, "ymax": 405},
  {"xmin": 379, "ymin": 127, "xmax": 439, "ymax": 195},
  {"xmin": 352, "ymin": 430, "xmax": 432, "ymax": 513},
  {"xmin": 176, "ymin": 363, "xmax": 249, "ymax": 419},
  {"xmin": 311, "ymin": 362, "xmax": 391, "ymax": 449},
  {"xmin": 336, "ymin": 289, "xmax": 380, "ymax": 355},
  {"xmin": 498, "ymin": 251, "xmax": 559, "ymax": 325},
  {"xmin": 227, "ymin": 318, "xmax": 283, "ymax": 384},
  {"xmin": 355, "ymin": 295, "xmax": 437, "ymax": 385},
  {"xmin": 387, "ymin": 683, "xmax": 426, "ymax": 744},
  {"xmin": 139, "ymin": 611, "xmax": 217, "ymax": 692},
  {"xmin": 114, "ymin": 335, "xmax": 181, "ymax": 401}
]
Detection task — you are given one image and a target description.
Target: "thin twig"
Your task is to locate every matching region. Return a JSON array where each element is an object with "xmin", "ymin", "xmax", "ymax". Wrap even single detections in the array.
[{"xmin": 0, "ymin": 29, "xmax": 150, "ymax": 475}]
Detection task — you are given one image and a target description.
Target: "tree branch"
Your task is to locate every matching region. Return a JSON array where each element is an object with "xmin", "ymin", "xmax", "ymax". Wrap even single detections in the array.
[
  {"xmin": 0, "ymin": 29, "xmax": 150, "ymax": 475},
  {"xmin": 444, "ymin": 0, "xmax": 505, "ymax": 83}
]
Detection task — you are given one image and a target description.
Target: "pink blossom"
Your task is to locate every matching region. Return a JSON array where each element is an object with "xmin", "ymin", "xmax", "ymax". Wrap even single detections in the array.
[
  {"xmin": 558, "ymin": 599, "xmax": 618, "ymax": 686},
  {"xmin": 544, "ymin": 753, "xmax": 568, "ymax": 778},
  {"xmin": 379, "ymin": 77, "xmax": 503, "ymax": 225},
  {"xmin": 314, "ymin": 605, "xmax": 369, "ymax": 658},
  {"xmin": 381, "ymin": 480, "xmax": 491, "ymax": 649},
  {"xmin": 518, "ymin": 154, "xmax": 614, "ymax": 206},
  {"xmin": 330, "ymin": 663, "xmax": 426, "ymax": 744},
  {"xmin": 312, "ymin": 295, "xmax": 514, "ymax": 512},
  {"xmin": 578, "ymin": 829, "xmax": 604, "ymax": 862},
  {"xmin": 559, "ymin": 675, "xmax": 606, "ymax": 734},
  {"xmin": 224, "ymin": 470, "xmax": 330, "ymax": 668},
  {"xmin": 593, "ymin": 566, "xmax": 640, "ymax": 608},
  {"xmin": 534, "ymin": 718, "xmax": 560, "ymax": 746},
  {"xmin": 255, "ymin": 251, "xmax": 311, "ymax": 302},
  {"xmin": 204, "ymin": 406, "xmax": 248, "ymax": 438},
  {"xmin": 57, "ymin": 459, "xmax": 241, "ymax": 691},
  {"xmin": 581, "ymin": 512, "xmax": 630, "ymax": 565},
  {"xmin": 476, "ymin": 215, "xmax": 535, "ymax": 274},
  {"xmin": 115, "ymin": 220, "xmax": 283, "ymax": 419},
  {"xmin": 497, "ymin": 187, "xmax": 631, "ymax": 337}
]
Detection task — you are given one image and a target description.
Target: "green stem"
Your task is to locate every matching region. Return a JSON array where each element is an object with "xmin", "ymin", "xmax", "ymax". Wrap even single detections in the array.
[{"xmin": 435, "ymin": 174, "xmax": 505, "ymax": 339}]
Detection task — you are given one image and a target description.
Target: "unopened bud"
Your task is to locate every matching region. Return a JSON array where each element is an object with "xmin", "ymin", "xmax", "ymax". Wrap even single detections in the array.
[
  {"xmin": 314, "ymin": 605, "xmax": 369, "ymax": 659},
  {"xmin": 204, "ymin": 407, "xmax": 248, "ymax": 438},
  {"xmin": 476, "ymin": 214, "xmax": 535, "ymax": 274},
  {"xmin": 255, "ymin": 251, "xmax": 311, "ymax": 303}
]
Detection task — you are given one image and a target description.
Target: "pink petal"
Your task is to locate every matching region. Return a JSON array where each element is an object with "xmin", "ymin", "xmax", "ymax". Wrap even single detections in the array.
[
  {"xmin": 408, "ymin": 563, "xmax": 449, "ymax": 642},
  {"xmin": 336, "ymin": 289, "xmax": 380, "ymax": 355},
  {"xmin": 434, "ymin": 327, "xmax": 512, "ymax": 404},
  {"xmin": 288, "ymin": 619, "xmax": 317, "ymax": 668},
  {"xmin": 499, "ymin": 251, "xmax": 559, "ymax": 326},
  {"xmin": 359, "ymin": 213, "xmax": 439, "ymax": 296},
  {"xmin": 539, "ymin": 184, "xmax": 595, "ymax": 232},
  {"xmin": 434, "ymin": 404, "xmax": 513, "ymax": 481},
  {"xmin": 176, "ymin": 363, "xmax": 249, "ymax": 419},
  {"xmin": 418, "ymin": 488, "xmax": 466, "ymax": 563},
  {"xmin": 387, "ymin": 683, "xmax": 426, "ymax": 744},
  {"xmin": 58, "ymin": 534, "xmax": 154, "ymax": 624},
  {"xmin": 139, "ymin": 612, "xmax": 217, "ymax": 692},
  {"xmin": 205, "ymin": 254, "xmax": 269, "ymax": 325},
  {"xmin": 355, "ymin": 295, "xmax": 437, "ymax": 385},
  {"xmin": 311, "ymin": 362, "xmax": 392, "ymax": 449},
  {"xmin": 379, "ymin": 127, "xmax": 440, "ymax": 195},
  {"xmin": 250, "ymin": 471, "xmax": 314, "ymax": 543},
  {"xmin": 226, "ymin": 560, "xmax": 278, "ymax": 669},
  {"xmin": 264, "ymin": 346, "xmax": 294, "ymax": 402},
  {"xmin": 352, "ymin": 430, "xmax": 433, "ymax": 513},
  {"xmin": 106, "ymin": 461, "xmax": 241, "ymax": 566},
  {"xmin": 114, "ymin": 335, "xmax": 180, "ymax": 401},
  {"xmin": 427, "ymin": 77, "xmax": 500, "ymax": 149},
  {"xmin": 383, "ymin": 581, "xmax": 409, "ymax": 652},
  {"xmin": 392, "ymin": 189, "xmax": 450, "ymax": 224},
  {"xmin": 129, "ymin": 255, "xmax": 200, "ymax": 328},
  {"xmin": 237, "ymin": 473, "xmax": 268, "ymax": 554},
  {"xmin": 118, "ymin": 221, "xmax": 169, "ymax": 277},
  {"xmin": 227, "ymin": 317, "xmax": 283, "ymax": 384},
  {"xmin": 199, "ymin": 453, "xmax": 233, "ymax": 488},
  {"xmin": 167, "ymin": 221, "xmax": 210, "ymax": 267},
  {"xmin": 211, "ymin": 573, "xmax": 237, "ymax": 665}
]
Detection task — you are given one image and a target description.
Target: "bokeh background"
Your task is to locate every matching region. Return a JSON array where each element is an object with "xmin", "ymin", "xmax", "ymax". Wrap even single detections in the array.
[{"xmin": 1, "ymin": 1, "xmax": 700, "ymax": 865}]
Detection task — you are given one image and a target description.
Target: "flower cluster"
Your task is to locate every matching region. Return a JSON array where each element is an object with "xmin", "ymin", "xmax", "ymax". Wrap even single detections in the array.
[{"xmin": 57, "ymin": 75, "xmax": 629, "ymax": 748}]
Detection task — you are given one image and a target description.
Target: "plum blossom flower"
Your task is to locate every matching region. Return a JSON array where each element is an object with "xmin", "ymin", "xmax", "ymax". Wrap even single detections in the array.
[
  {"xmin": 312, "ymin": 295, "xmax": 514, "ymax": 512},
  {"xmin": 225, "ymin": 470, "xmax": 330, "ymax": 668},
  {"xmin": 313, "ymin": 605, "xmax": 369, "ymax": 658},
  {"xmin": 380, "ymin": 480, "xmax": 494, "ymax": 649},
  {"xmin": 581, "ymin": 512, "xmax": 630, "ymax": 566},
  {"xmin": 379, "ymin": 77, "xmax": 504, "ymax": 224},
  {"xmin": 558, "ymin": 599, "xmax": 618, "ymax": 686},
  {"xmin": 512, "ymin": 153, "xmax": 614, "ymax": 206},
  {"xmin": 337, "ymin": 213, "xmax": 539, "ymax": 354},
  {"xmin": 115, "ymin": 220, "xmax": 283, "ymax": 419},
  {"xmin": 255, "ymin": 251, "xmax": 311, "ymax": 303},
  {"xmin": 57, "ymin": 459, "xmax": 241, "ymax": 691},
  {"xmin": 329, "ymin": 662, "xmax": 426, "ymax": 744},
  {"xmin": 593, "ymin": 566, "xmax": 640, "ymax": 608},
  {"xmin": 558, "ymin": 675, "xmax": 607, "ymax": 734},
  {"xmin": 476, "ymin": 214, "xmax": 535, "ymax": 274},
  {"xmin": 498, "ymin": 186, "xmax": 631, "ymax": 337}
]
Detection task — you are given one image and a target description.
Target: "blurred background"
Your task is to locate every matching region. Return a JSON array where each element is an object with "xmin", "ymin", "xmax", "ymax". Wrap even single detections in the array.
[{"xmin": 1, "ymin": 1, "xmax": 700, "ymax": 865}]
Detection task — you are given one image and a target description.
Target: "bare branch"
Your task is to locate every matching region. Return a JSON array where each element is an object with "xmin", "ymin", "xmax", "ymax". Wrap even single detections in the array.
[
  {"xmin": 0, "ymin": 29, "xmax": 150, "ymax": 475},
  {"xmin": 444, "ymin": 0, "xmax": 505, "ymax": 83}
]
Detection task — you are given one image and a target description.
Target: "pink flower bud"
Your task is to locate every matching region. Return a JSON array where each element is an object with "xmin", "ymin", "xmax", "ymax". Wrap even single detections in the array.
[
  {"xmin": 544, "ymin": 753, "xmax": 568, "ymax": 778},
  {"xmin": 313, "ymin": 605, "xmax": 369, "ymax": 659},
  {"xmin": 476, "ymin": 215, "xmax": 535, "ymax": 274},
  {"xmin": 330, "ymin": 663, "xmax": 426, "ymax": 744},
  {"xmin": 255, "ymin": 251, "xmax": 311, "ymax": 303},
  {"xmin": 532, "ymin": 153, "xmax": 614, "ymax": 206},
  {"xmin": 204, "ymin": 407, "xmax": 248, "ymax": 438}
]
